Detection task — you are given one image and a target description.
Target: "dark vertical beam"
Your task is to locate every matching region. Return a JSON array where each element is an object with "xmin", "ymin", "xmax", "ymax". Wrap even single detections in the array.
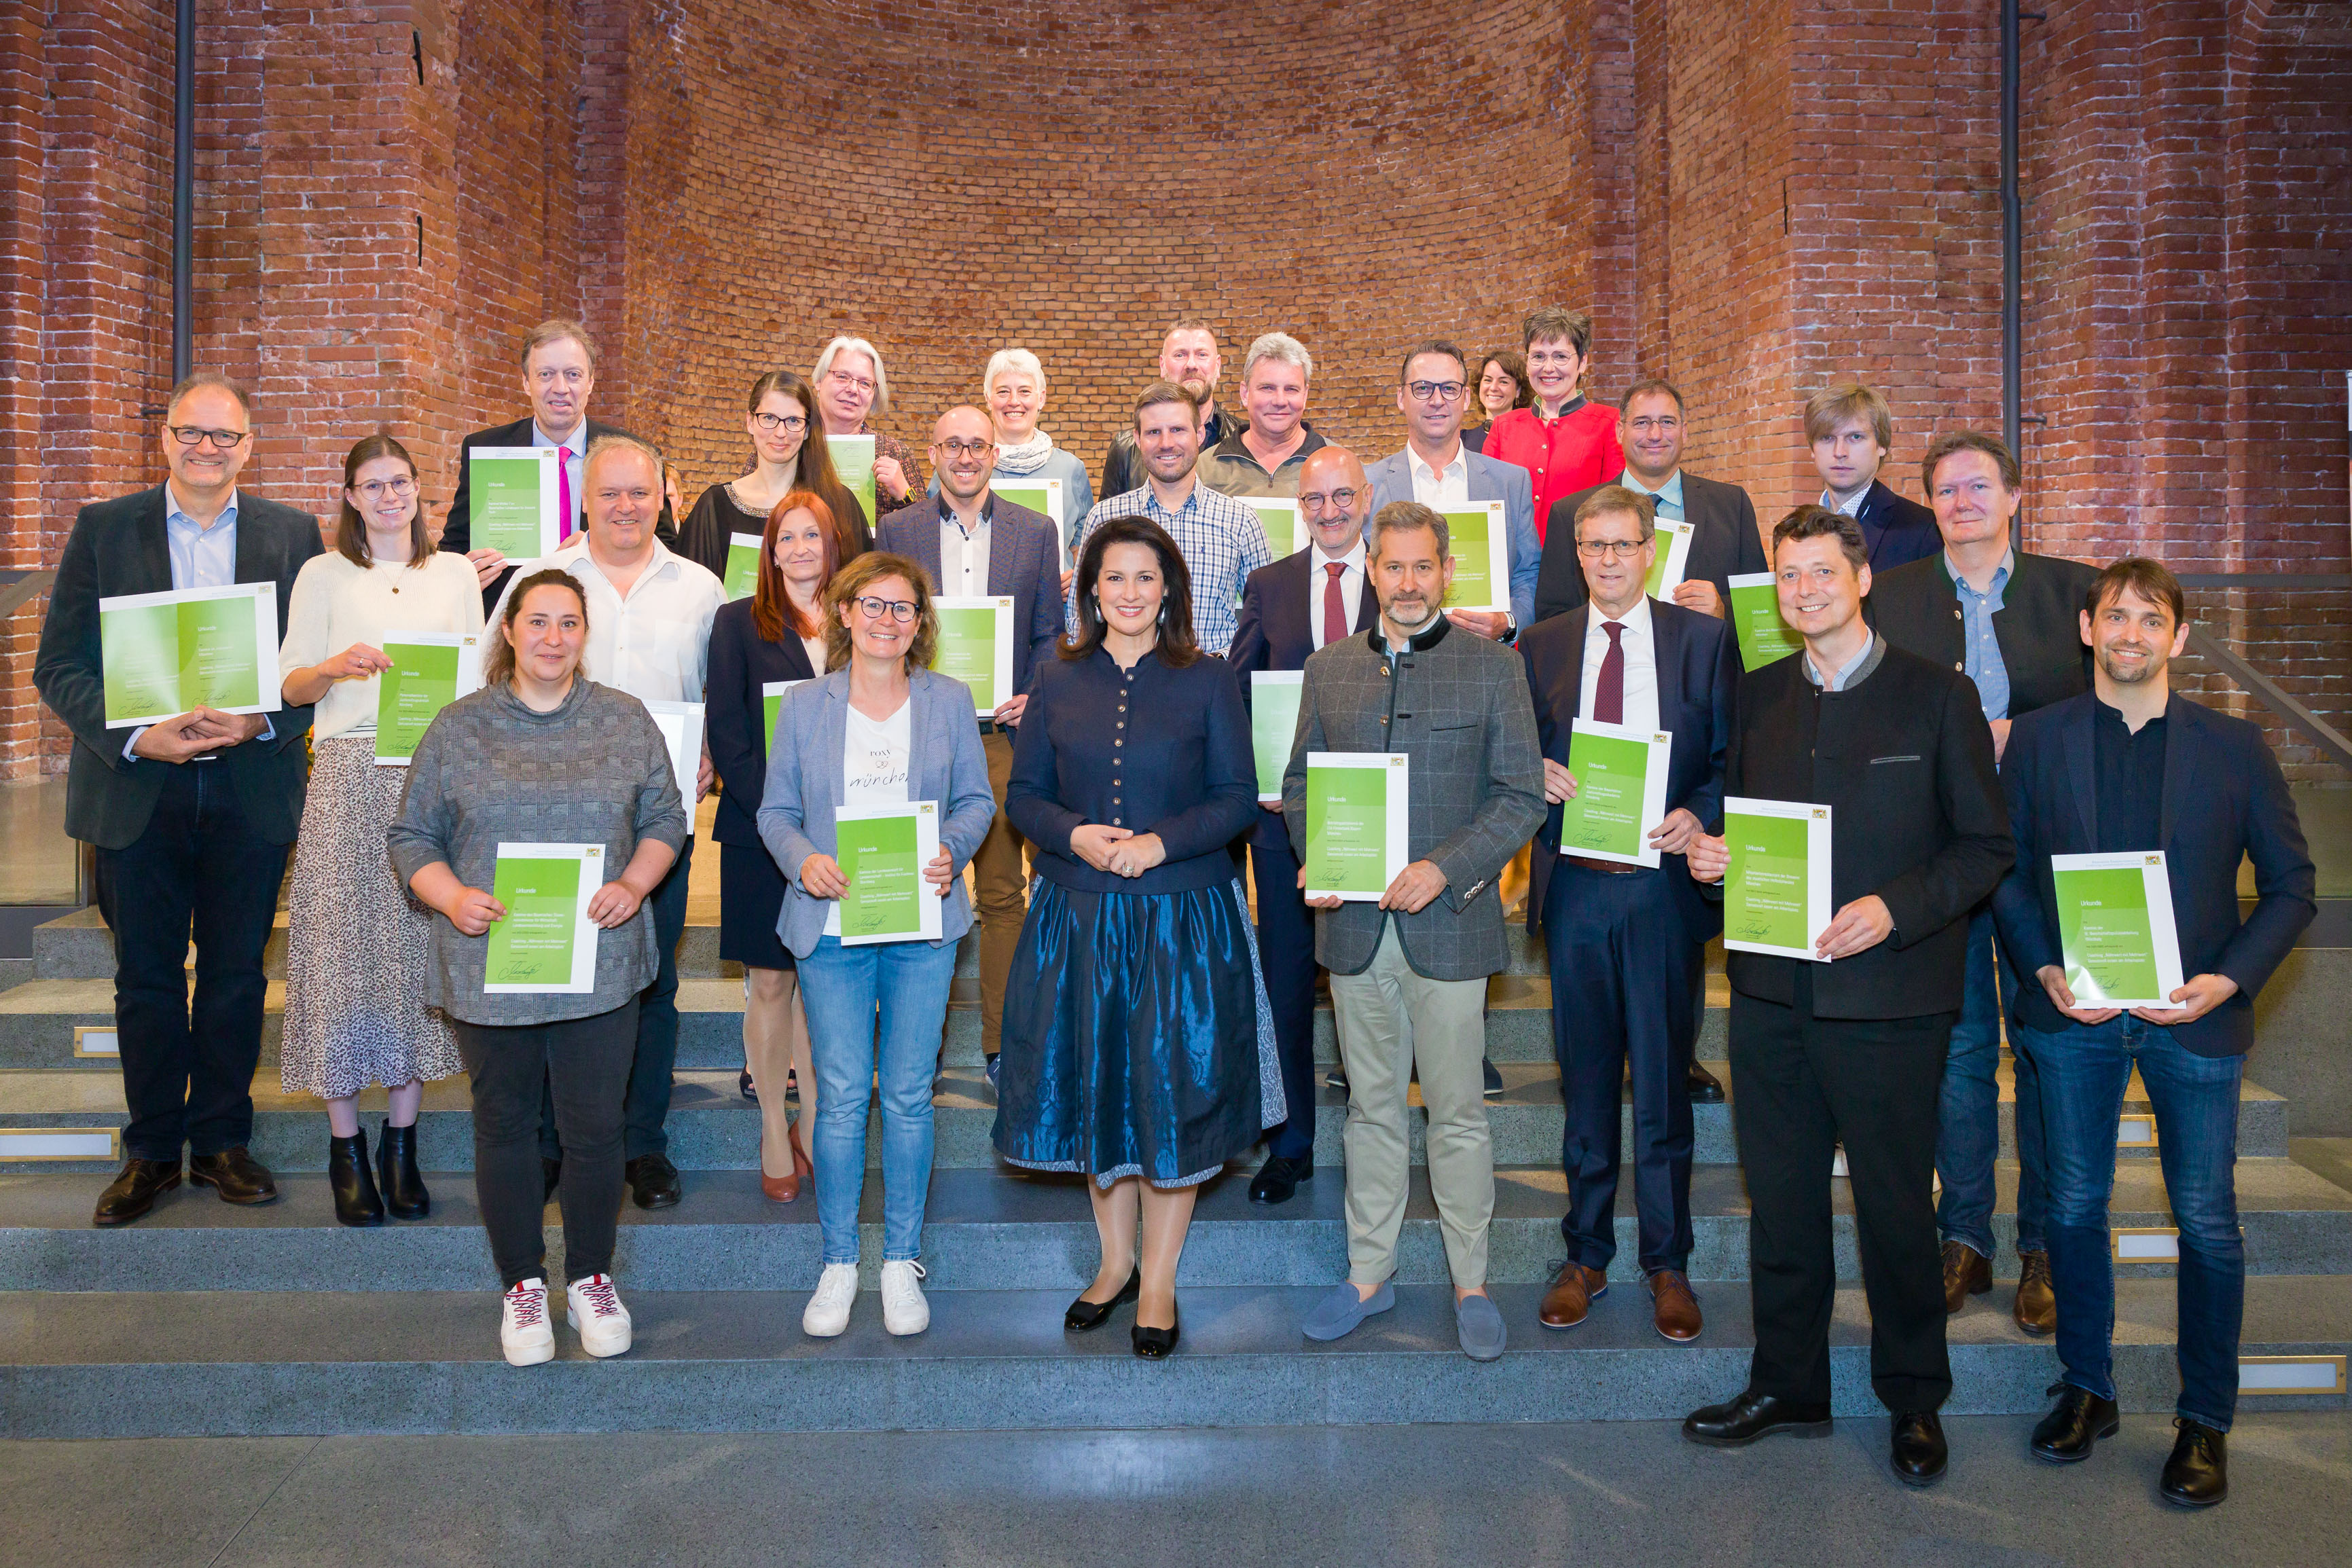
[{"xmin": 171, "ymin": 0, "xmax": 194, "ymax": 384}]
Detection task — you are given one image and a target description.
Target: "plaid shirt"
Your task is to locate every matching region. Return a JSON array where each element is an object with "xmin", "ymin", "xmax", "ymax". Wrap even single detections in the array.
[{"xmin": 1067, "ymin": 480, "xmax": 1271, "ymax": 655}]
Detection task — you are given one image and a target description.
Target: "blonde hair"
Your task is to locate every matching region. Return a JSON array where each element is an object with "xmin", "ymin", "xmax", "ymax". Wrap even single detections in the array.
[
  {"xmin": 821, "ymin": 552, "xmax": 937, "ymax": 674},
  {"xmin": 519, "ymin": 318, "xmax": 598, "ymax": 370},
  {"xmin": 1804, "ymin": 381, "xmax": 1894, "ymax": 449}
]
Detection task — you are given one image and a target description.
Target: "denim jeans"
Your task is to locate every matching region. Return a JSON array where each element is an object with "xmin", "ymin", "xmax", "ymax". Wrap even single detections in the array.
[
  {"xmin": 1936, "ymin": 905, "xmax": 2046, "ymax": 1257},
  {"xmin": 2016, "ymin": 1015, "xmax": 2246, "ymax": 1431},
  {"xmin": 797, "ymin": 934, "xmax": 959, "ymax": 1265}
]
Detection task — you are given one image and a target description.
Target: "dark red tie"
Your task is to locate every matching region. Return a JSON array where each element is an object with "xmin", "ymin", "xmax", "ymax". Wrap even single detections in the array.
[
  {"xmin": 1595, "ymin": 619, "xmax": 1625, "ymax": 725},
  {"xmin": 1323, "ymin": 560, "xmax": 1347, "ymax": 646},
  {"xmin": 558, "ymin": 449, "xmax": 575, "ymax": 541}
]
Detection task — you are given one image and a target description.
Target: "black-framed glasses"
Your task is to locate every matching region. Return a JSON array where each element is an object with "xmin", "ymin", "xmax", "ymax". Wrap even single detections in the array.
[
  {"xmin": 932, "ymin": 438, "xmax": 992, "ymax": 459},
  {"xmin": 853, "ymin": 596, "xmax": 919, "ymax": 623},
  {"xmin": 1405, "ymin": 380, "xmax": 1466, "ymax": 403},
  {"xmin": 752, "ymin": 413, "xmax": 808, "ymax": 434},
  {"xmin": 1575, "ymin": 539, "xmax": 1650, "ymax": 559},
  {"xmin": 1299, "ymin": 488, "xmax": 1360, "ymax": 514},
  {"xmin": 168, "ymin": 426, "xmax": 249, "ymax": 448}
]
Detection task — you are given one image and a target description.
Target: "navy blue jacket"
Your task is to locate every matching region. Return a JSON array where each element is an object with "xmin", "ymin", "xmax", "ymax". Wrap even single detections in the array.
[
  {"xmin": 1228, "ymin": 547, "xmax": 1377, "ymax": 683},
  {"xmin": 1516, "ymin": 598, "xmax": 1737, "ymax": 942},
  {"xmin": 703, "ymin": 596, "xmax": 820, "ymax": 847},
  {"xmin": 1850, "ymin": 478, "xmax": 1940, "ymax": 572},
  {"xmin": 1992, "ymin": 691, "xmax": 2315, "ymax": 1055}
]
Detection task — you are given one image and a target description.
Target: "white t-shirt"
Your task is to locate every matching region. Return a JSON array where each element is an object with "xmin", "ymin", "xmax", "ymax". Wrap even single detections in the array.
[{"xmin": 823, "ymin": 697, "xmax": 912, "ymax": 937}]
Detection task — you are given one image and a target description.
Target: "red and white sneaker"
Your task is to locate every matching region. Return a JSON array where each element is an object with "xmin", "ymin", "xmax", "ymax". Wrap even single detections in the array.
[
  {"xmin": 566, "ymin": 1273, "xmax": 634, "ymax": 1358},
  {"xmin": 501, "ymin": 1278, "xmax": 555, "ymax": 1367}
]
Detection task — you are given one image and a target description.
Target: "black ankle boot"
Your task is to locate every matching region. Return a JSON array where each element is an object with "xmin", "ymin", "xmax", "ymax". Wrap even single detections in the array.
[
  {"xmin": 329, "ymin": 1131, "xmax": 386, "ymax": 1227},
  {"xmin": 377, "ymin": 1121, "xmax": 431, "ymax": 1220}
]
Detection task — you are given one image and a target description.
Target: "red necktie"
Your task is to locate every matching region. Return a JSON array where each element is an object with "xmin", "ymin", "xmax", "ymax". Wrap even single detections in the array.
[
  {"xmin": 1595, "ymin": 619, "xmax": 1625, "ymax": 725},
  {"xmin": 1323, "ymin": 561, "xmax": 1347, "ymax": 646},
  {"xmin": 558, "ymin": 449, "xmax": 574, "ymax": 541}
]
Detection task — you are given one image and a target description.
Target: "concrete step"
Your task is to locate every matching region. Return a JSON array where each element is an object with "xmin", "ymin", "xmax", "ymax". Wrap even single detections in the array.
[
  {"xmin": 5, "ymin": 1275, "xmax": 2346, "ymax": 1438},
  {"xmin": 6, "ymin": 1157, "xmax": 2348, "ymax": 1294},
  {"xmin": 0, "ymin": 1058, "xmax": 2284, "ymax": 1173}
]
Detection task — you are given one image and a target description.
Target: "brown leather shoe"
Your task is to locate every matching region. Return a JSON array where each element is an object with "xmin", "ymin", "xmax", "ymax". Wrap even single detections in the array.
[
  {"xmin": 1646, "ymin": 1269, "xmax": 1703, "ymax": 1341},
  {"xmin": 1538, "ymin": 1261, "xmax": 1608, "ymax": 1329},
  {"xmin": 2012, "ymin": 1249, "xmax": 2057, "ymax": 1335},
  {"xmin": 93, "ymin": 1157, "xmax": 181, "ymax": 1226},
  {"xmin": 1940, "ymin": 1239, "xmax": 1991, "ymax": 1313}
]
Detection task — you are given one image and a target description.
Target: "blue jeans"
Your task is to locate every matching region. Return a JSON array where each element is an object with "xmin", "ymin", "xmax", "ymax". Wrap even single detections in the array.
[
  {"xmin": 1936, "ymin": 906, "xmax": 2045, "ymax": 1257},
  {"xmin": 2016, "ymin": 1015, "xmax": 2246, "ymax": 1431},
  {"xmin": 797, "ymin": 934, "xmax": 959, "ymax": 1264}
]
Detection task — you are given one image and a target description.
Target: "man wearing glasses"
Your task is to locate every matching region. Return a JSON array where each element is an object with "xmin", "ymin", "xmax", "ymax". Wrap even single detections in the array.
[
  {"xmin": 877, "ymin": 407, "xmax": 1064, "ymax": 1097},
  {"xmin": 35, "ymin": 372, "xmax": 325, "ymax": 1226},
  {"xmin": 1226, "ymin": 445, "xmax": 1379, "ymax": 1203}
]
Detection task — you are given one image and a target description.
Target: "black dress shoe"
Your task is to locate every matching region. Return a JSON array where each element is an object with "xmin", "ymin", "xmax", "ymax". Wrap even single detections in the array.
[
  {"xmin": 1682, "ymin": 1389, "xmax": 1833, "ymax": 1446},
  {"xmin": 1324, "ymin": 1063, "xmax": 1350, "ymax": 1095},
  {"xmin": 626, "ymin": 1152, "xmax": 683, "ymax": 1209},
  {"xmin": 1064, "ymin": 1269, "xmax": 1141, "ymax": 1331},
  {"xmin": 1248, "ymin": 1154, "xmax": 1313, "ymax": 1205},
  {"xmin": 187, "ymin": 1146, "xmax": 278, "ymax": 1205},
  {"xmin": 2160, "ymin": 1418, "xmax": 2228, "ymax": 1508},
  {"xmin": 1132, "ymin": 1300, "xmax": 1180, "ymax": 1358},
  {"xmin": 2031, "ymin": 1382, "xmax": 2120, "ymax": 1464},
  {"xmin": 92, "ymin": 1157, "xmax": 181, "ymax": 1227},
  {"xmin": 1686, "ymin": 1060, "xmax": 1726, "ymax": 1102},
  {"xmin": 376, "ymin": 1121, "xmax": 430, "ymax": 1220},
  {"xmin": 1891, "ymin": 1410, "xmax": 1949, "ymax": 1487},
  {"xmin": 328, "ymin": 1131, "xmax": 386, "ymax": 1227},
  {"xmin": 738, "ymin": 1070, "xmax": 758, "ymax": 1104},
  {"xmin": 1482, "ymin": 1057, "xmax": 1504, "ymax": 1099},
  {"xmin": 541, "ymin": 1156, "xmax": 562, "ymax": 1202}
]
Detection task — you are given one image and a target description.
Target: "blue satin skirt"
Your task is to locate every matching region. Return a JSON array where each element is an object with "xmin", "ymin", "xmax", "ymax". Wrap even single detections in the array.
[{"xmin": 993, "ymin": 876, "xmax": 1283, "ymax": 1188}]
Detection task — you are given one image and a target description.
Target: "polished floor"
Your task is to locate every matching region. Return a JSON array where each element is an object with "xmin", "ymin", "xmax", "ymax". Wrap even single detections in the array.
[{"xmin": 3, "ymin": 1415, "xmax": 2346, "ymax": 1567}]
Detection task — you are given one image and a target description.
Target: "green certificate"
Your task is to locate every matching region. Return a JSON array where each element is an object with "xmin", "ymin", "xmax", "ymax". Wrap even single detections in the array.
[
  {"xmin": 835, "ymin": 801, "xmax": 943, "ymax": 946},
  {"xmin": 763, "ymin": 679, "xmax": 805, "ymax": 752},
  {"xmin": 99, "ymin": 583, "xmax": 279, "ymax": 727},
  {"xmin": 468, "ymin": 446, "xmax": 561, "ymax": 561},
  {"xmin": 931, "ymin": 596, "xmax": 1015, "ymax": 714},
  {"xmin": 1303, "ymin": 751, "xmax": 1409, "ymax": 900},
  {"xmin": 1557, "ymin": 719, "xmax": 1673, "ymax": 867},
  {"xmin": 1250, "ymin": 671, "xmax": 1305, "ymax": 803},
  {"xmin": 484, "ymin": 842, "xmax": 600, "ymax": 993},
  {"xmin": 1722, "ymin": 796, "xmax": 1832, "ymax": 960},
  {"xmin": 374, "ymin": 631, "xmax": 485, "ymax": 764},
  {"xmin": 723, "ymin": 532, "xmax": 763, "ymax": 601},
  {"xmin": 1439, "ymin": 501, "xmax": 1512, "ymax": 613},
  {"xmin": 829, "ymin": 434, "xmax": 878, "ymax": 528},
  {"xmin": 1641, "ymin": 521, "xmax": 1696, "ymax": 599},
  {"xmin": 2051, "ymin": 851, "xmax": 2187, "ymax": 1008},
  {"xmin": 992, "ymin": 479, "xmax": 1068, "ymax": 570},
  {"xmin": 1727, "ymin": 572, "xmax": 1806, "ymax": 671}
]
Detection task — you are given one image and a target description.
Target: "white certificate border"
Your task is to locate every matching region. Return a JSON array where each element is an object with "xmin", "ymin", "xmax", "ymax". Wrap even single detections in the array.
[
  {"xmin": 993, "ymin": 479, "xmax": 1068, "ymax": 568},
  {"xmin": 723, "ymin": 532, "xmax": 764, "ymax": 601},
  {"xmin": 1441, "ymin": 500, "xmax": 1512, "ymax": 615},
  {"xmin": 640, "ymin": 700, "xmax": 706, "ymax": 803},
  {"xmin": 484, "ymin": 840, "xmax": 602, "ymax": 994},
  {"xmin": 1250, "ymin": 670, "xmax": 1306, "ymax": 803},
  {"xmin": 834, "ymin": 800, "xmax": 945, "ymax": 947},
  {"xmin": 1650, "ymin": 521, "xmax": 1695, "ymax": 597},
  {"xmin": 1559, "ymin": 718, "xmax": 1673, "ymax": 868},
  {"xmin": 761, "ymin": 679, "xmax": 806, "ymax": 750},
  {"xmin": 933, "ymin": 595, "xmax": 1016, "ymax": 716},
  {"xmin": 1721, "ymin": 795, "xmax": 1834, "ymax": 962},
  {"xmin": 468, "ymin": 446, "xmax": 563, "ymax": 560},
  {"xmin": 1304, "ymin": 750, "xmax": 1409, "ymax": 902},
  {"xmin": 100, "ymin": 581, "xmax": 283, "ymax": 728},
  {"xmin": 372, "ymin": 630, "xmax": 486, "ymax": 766},
  {"xmin": 2051, "ymin": 849, "xmax": 2188, "ymax": 1008}
]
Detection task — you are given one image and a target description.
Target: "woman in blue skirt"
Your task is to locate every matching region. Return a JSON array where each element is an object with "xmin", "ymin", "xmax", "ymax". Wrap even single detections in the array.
[{"xmin": 993, "ymin": 516, "xmax": 1280, "ymax": 1358}]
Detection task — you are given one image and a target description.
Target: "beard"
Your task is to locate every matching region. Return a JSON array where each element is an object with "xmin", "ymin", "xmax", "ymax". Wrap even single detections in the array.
[{"xmin": 2095, "ymin": 643, "xmax": 2164, "ymax": 685}]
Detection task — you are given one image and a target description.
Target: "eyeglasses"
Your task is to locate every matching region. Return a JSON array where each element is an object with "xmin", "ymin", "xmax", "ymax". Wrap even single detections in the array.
[
  {"xmin": 352, "ymin": 477, "xmax": 417, "ymax": 500},
  {"xmin": 168, "ymin": 426, "xmax": 249, "ymax": 448},
  {"xmin": 1405, "ymin": 380, "xmax": 1466, "ymax": 403},
  {"xmin": 1575, "ymin": 539, "xmax": 1650, "ymax": 559},
  {"xmin": 1299, "ymin": 488, "xmax": 1360, "ymax": 514},
  {"xmin": 752, "ymin": 413, "xmax": 807, "ymax": 434},
  {"xmin": 853, "ymin": 596, "xmax": 919, "ymax": 623},
  {"xmin": 825, "ymin": 372, "xmax": 877, "ymax": 395},
  {"xmin": 932, "ymin": 438, "xmax": 992, "ymax": 459},
  {"xmin": 1527, "ymin": 350, "xmax": 1582, "ymax": 368}
]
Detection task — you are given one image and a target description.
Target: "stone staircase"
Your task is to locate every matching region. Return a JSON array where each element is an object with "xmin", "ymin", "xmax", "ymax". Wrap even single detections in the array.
[{"xmin": 2, "ymin": 909, "xmax": 2347, "ymax": 1438}]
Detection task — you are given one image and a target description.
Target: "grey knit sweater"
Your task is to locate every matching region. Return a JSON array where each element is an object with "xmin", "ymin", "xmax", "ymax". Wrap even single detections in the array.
[{"xmin": 388, "ymin": 677, "xmax": 689, "ymax": 1025}]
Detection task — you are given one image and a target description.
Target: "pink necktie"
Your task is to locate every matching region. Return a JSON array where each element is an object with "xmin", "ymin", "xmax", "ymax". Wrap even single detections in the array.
[
  {"xmin": 558, "ymin": 450, "xmax": 574, "ymax": 541},
  {"xmin": 1323, "ymin": 562, "xmax": 1347, "ymax": 647}
]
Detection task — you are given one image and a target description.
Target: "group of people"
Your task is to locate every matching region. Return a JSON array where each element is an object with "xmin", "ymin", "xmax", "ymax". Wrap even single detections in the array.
[{"xmin": 31, "ymin": 306, "xmax": 2315, "ymax": 1508}]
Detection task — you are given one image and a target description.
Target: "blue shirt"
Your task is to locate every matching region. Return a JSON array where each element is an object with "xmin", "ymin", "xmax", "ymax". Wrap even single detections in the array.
[
  {"xmin": 1067, "ymin": 480, "xmax": 1272, "ymax": 656},
  {"xmin": 1622, "ymin": 468, "xmax": 1685, "ymax": 524},
  {"xmin": 1947, "ymin": 549, "xmax": 2013, "ymax": 722}
]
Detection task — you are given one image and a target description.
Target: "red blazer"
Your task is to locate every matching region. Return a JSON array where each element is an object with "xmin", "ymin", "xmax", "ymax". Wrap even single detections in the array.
[{"xmin": 1481, "ymin": 401, "xmax": 1623, "ymax": 542}]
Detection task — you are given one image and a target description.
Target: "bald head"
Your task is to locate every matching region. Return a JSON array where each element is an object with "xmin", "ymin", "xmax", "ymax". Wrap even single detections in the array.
[
  {"xmin": 931, "ymin": 403, "xmax": 998, "ymax": 505},
  {"xmin": 1298, "ymin": 445, "xmax": 1371, "ymax": 555}
]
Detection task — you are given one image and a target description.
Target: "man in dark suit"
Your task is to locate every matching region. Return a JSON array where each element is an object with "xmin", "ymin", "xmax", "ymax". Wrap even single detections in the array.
[
  {"xmin": 877, "ymin": 406, "xmax": 1066, "ymax": 1097},
  {"xmin": 33, "ymin": 372, "xmax": 323, "ymax": 1227},
  {"xmin": 1680, "ymin": 506, "xmax": 2012, "ymax": 1487},
  {"xmin": 1227, "ymin": 445, "xmax": 1377, "ymax": 1204},
  {"xmin": 438, "ymin": 318, "xmax": 674, "ymax": 608},
  {"xmin": 1995, "ymin": 558, "xmax": 2313, "ymax": 1507},
  {"xmin": 1804, "ymin": 382, "xmax": 1938, "ymax": 572},
  {"xmin": 1868, "ymin": 431, "xmax": 2100, "ymax": 1336},
  {"xmin": 1517, "ymin": 486, "xmax": 1736, "ymax": 1343},
  {"xmin": 1532, "ymin": 379, "xmax": 1767, "ymax": 626}
]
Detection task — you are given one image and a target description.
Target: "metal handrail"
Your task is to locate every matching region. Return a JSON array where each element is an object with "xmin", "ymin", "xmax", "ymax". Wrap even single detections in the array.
[
  {"xmin": 0, "ymin": 570, "xmax": 55, "ymax": 621},
  {"xmin": 2167, "ymin": 570, "xmax": 2351, "ymax": 770}
]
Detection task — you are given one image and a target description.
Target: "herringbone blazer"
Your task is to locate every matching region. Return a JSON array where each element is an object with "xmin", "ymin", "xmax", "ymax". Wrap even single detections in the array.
[{"xmin": 1280, "ymin": 619, "xmax": 1545, "ymax": 981}]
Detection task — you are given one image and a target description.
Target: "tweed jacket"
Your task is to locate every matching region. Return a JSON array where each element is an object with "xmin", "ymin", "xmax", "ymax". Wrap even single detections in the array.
[{"xmin": 1280, "ymin": 617, "xmax": 1546, "ymax": 981}]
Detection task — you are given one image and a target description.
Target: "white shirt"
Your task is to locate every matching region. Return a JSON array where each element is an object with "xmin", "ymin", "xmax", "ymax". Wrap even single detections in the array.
[
  {"xmin": 1578, "ymin": 594, "xmax": 1661, "ymax": 736},
  {"xmin": 487, "ymin": 535, "xmax": 725, "ymax": 704},
  {"xmin": 1306, "ymin": 538, "xmax": 1367, "ymax": 651},
  {"xmin": 278, "ymin": 549, "xmax": 486, "ymax": 740},
  {"xmin": 1408, "ymin": 441, "xmax": 1471, "ymax": 509},
  {"xmin": 824, "ymin": 697, "xmax": 913, "ymax": 937},
  {"xmin": 940, "ymin": 503, "xmax": 992, "ymax": 596},
  {"xmin": 532, "ymin": 422, "xmax": 587, "ymax": 526}
]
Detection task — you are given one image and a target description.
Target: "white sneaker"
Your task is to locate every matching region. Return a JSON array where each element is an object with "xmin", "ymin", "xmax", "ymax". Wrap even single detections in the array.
[
  {"xmin": 880, "ymin": 1260, "xmax": 930, "ymax": 1336},
  {"xmin": 565, "ymin": 1273, "xmax": 634, "ymax": 1358},
  {"xmin": 501, "ymin": 1277, "xmax": 555, "ymax": 1367},
  {"xmin": 803, "ymin": 1262, "xmax": 860, "ymax": 1337}
]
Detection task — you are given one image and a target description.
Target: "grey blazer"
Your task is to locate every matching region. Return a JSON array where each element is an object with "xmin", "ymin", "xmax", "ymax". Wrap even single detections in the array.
[
  {"xmin": 1364, "ymin": 446, "xmax": 1542, "ymax": 632},
  {"xmin": 875, "ymin": 496, "xmax": 1066, "ymax": 702},
  {"xmin": 1280, "ymin": 621, "xmax": 1546, "ymax": 981},
  {"xmin": 755, "ymin": 667, "xmax": 998, "ymax": 960}
]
